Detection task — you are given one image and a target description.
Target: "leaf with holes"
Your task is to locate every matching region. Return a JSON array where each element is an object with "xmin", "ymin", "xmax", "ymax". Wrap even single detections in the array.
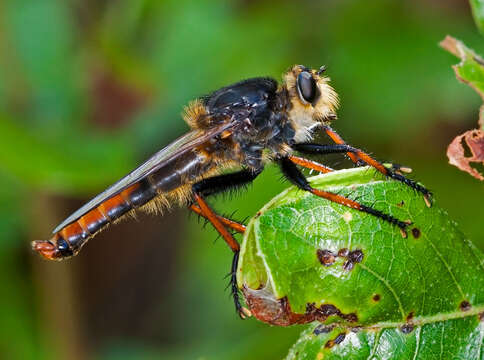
[
  {"xmin": 440, "ymin": 35, "xmax": 484, "ymax": 180},
  {"xmin": 237, "ymin": 166, "xmax": 484, "ymax": 359}
]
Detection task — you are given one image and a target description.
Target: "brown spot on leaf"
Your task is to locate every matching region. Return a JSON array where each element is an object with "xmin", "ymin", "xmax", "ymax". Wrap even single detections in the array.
[
  {"xmin": 348, "ymin": 249, "xmax": 364, "ymax": 263},
  {"xmin": 351, "ymin": 326, "xmax": 363, "ymax": 333},
  {"xmin": 400, "ymin": 324, "xmax": 414, "ymax": 334},
  {"xmin": 317, "ymin": 249, "xmax": 336, "ymax": 266},
  {"xmin": 343, "ymin": 260, "xmax": 354, "ymax": 271},
  {"xmin": 338, "ymin": 248, "xmax": 349, "ymax": 257},
  {"xmin": 344, "ymin": 313, "xmax": 358, "ymax": 323},
  {"xmin": 325, "ymin": 333, "xmax": 346, "ymax": 348},
  {"xmin": 411, "ymin": 228, "xmax": 421, "ymax": 239},
  {"xmin": 242, "ymin": 286, "xmax": 358, "ymax": 326},
  {"xmin": 317, "ymin": 247, "xmax": 364, "ymax": 271},
  {"xmin": 241, "ymin": 290, "xmax": 307, "ymax": 326},
  {"xmin": 400, "ymin": 228, "xmax": 408, "ymax": 238},
  {"xmin": 372, "ymin": 294, "xmax": 381, "ymax": 302},
  {"xmin": 341, "ymin": 249, "xmax": 364, "ymax": 271},
  {"xmin": 406, "ymin": 312, "xmax": 414, "ymax": 321},
  {"xmin": 316, "ymin": 304, "xmax": 339, "ymax": 316},
  {"xmin": 313, "ymin": 324, "xmax": 334, "ymax": 335},
  {"xmin": 313, "ymin": 304, "xmax": 358, "ymax": 323},
  {"xmin": 397, "ymin": 200, "xmax": 405, "ymax": 207},
  {"xmin": 460, "ymin": 300, "xmax": 471, "ymax": 311}
]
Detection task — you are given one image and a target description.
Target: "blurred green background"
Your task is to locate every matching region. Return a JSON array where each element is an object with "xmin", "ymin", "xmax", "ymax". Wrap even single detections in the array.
[{"xmin": 0, "ymin": 0, "xmax": 483, "ymax": 359}]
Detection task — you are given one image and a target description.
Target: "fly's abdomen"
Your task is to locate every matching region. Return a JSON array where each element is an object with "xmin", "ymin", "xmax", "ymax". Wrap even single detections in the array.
[
  {"xmin": 33, "ymin": 151, "xmax": 211, "ymax": 260},
  {"xmin": 33, "ymin": 179, "xmax": 155, "ymax": 260}
]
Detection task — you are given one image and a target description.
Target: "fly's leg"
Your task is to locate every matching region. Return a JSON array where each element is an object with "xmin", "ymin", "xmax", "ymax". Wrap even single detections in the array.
[
  {"xmin": 192, "ymin": 193, "xmax": 241, "ymax": 252},
  {"xmin": 293, "ymin": 141, "xmax": 432, "ymax": 207},
  {"xmin": 189, "ymin": 204, "xmax": 246, "ymax": 233},
  {"xmin": 288, "ymin": 155, "xmax": 334, "ymax": 174},
  {"xmin": 191, "ymin": 193, "xmax": 250, "ymax": 318},
  {"xmin": 322, "ymin": 125, "xmax": 362, "ymax": 165},
  {"xmin": 289, "ymin": 155, "xmax": 410, "ymax": 183},
  {"xmin": 281, "ymin": 157, "xmax": 410, "ymax": 238},
  {"xmin": 191, "ymin": 169, "xmax": 262, "ymax": 318}
]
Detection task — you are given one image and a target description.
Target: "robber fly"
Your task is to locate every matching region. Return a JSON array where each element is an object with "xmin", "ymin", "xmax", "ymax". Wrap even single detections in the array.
[{"xmin": 33, "ymin": 65, "xmax": 431, "ymax": 318}]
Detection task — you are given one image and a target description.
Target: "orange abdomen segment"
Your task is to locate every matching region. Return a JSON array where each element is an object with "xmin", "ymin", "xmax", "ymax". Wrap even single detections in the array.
[
  {"xmin": 78, "ymin": 208, "xmax": 108, "ymax": 235},
  {"xmin": 59, "ymin": 180, "xmax": 158, "ymax": 254}
]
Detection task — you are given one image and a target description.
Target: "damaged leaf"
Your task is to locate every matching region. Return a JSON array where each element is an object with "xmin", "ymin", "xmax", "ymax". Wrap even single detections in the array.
[
  {"xmin": 447, "ymin": 129, "xmax": 484, "ymax": 181},
  {"xmin": 237, "ymin": 167, "xmax": 484, "ymax": 359},
  {"xmin": 440, "ymin": 35, "xmax": 484, "ymax": 180}
]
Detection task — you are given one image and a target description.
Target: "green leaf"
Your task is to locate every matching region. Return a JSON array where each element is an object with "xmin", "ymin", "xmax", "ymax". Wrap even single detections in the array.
[
  {"xmin": 286, "ymin": 316, "xmax": 483, "ymax": 360},
  {"xmin": 470, "ymin": 0, "xmax": 484, "ymax": 35},
  {"xmin": 440, "ymin": 36, "xmax": 484, "ymax": 106},
  {"xmin": 440, "ymin": 36, "xmax": 484, "ymax": 180},
  {"xmin": 237, "ymin": 167, "xmax": 484, "ymax": 358}
]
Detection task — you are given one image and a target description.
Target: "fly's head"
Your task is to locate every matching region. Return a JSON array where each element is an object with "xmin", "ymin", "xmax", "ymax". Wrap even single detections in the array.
[{"xmin": 283, "ymin": 65, "xmax": 339, "ymax": 143}]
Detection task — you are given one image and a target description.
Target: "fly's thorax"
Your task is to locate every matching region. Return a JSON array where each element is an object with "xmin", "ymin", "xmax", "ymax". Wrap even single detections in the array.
[
  {"xmin": 283, "ymin": 65, "xmax": 339, "ymax": 143},
  {"xmin": 230, "ymin": 110, "xmax": 297, "ymax": 169}
]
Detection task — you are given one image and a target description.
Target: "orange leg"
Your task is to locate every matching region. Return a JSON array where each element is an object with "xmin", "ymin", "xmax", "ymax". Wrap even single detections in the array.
[
  {"xmin": 303, "ymin": 129, "xmax": 433, "ymax": 207},
  {"xmin": 323, "ymin": 125, "xmax": 360, "ymax": 164},
  {"xmin": 189, "ymin": 204, "xmax": 246, "ymax": 234},
  {"xmin": 191, "ymin": 193, "xmax": 251, "ymax": 319},
  {"xmin": 193, "ymin": 193, "xmax": 240, "ymax": 252},
  {"xmin": 288, "ymin": 155, "xmax": 333, "ymax": 174}
]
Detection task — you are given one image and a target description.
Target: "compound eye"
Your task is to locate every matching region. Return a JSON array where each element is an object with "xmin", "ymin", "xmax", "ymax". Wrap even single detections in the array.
[{"xmin": 296, "ymin": 71, "xmax": 317, "ymax": 104}]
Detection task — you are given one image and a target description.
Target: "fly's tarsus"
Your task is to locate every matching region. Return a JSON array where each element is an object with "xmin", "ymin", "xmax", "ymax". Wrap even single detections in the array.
[
  {"xmin": 230, "ymin": 251, "xmax": 252, "ymax": 319},
  {"xmin": 293, "ymin": 139, "xmax": 432, "ymax": 206}
]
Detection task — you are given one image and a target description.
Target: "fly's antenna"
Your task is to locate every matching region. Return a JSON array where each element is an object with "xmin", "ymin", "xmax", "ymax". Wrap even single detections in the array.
[{"xmin": 317, "ymin": 65, "xmax": 327, "ymax": 75}]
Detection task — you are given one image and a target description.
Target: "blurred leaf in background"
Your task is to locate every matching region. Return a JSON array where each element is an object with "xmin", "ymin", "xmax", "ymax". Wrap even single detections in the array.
[
  {"xmin": 441, "ymin": 36, "xmax": 484, "ymax": 181},
  {"xmin": 470, "ymin": 0, "xmax": 484, "ymax": 34},
  {"xmin": 0, "ymin": 0, "xmax": 482, "ymax": 359}
]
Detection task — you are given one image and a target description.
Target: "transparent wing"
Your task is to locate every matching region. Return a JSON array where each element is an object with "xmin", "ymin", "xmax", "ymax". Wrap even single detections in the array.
[{"xmin": 53, "ymin": 121, "xmax": 236, "ymax": 234}]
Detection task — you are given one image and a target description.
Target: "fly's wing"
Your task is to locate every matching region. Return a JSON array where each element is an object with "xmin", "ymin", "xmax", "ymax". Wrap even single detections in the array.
[{"xmin": 53, "ymin": 121, "xmax": 237, "ymax": 234}]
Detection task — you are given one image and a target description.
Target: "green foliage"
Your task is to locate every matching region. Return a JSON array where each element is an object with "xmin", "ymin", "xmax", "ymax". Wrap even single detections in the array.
[
  {"xmin": 287, "ymin": 316, "xmax": 483, "ymax": 360},
  {"xmin": 470, "ymin": 0, "xmax": 484, "ymax": 35},
  {"xmin": 441, "ymin": 36, "xmax": 484, "ymax": 109},
  {"xmin": 238, "ymin": 167, "xmax": 484, "ymax": 359}
]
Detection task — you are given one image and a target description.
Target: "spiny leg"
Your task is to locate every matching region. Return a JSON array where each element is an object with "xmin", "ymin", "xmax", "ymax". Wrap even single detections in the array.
[
  {"xmin": 191, "ymin": 169, "xmax": 262, "ymax": 318},
  {"xmin": 192, "ymin": 193, "xmax": 241, "ymax": 252},
  {"xmin": 189, "ymin": 204, "xmax": 246, "ymax": 234},
  {"xmin": 293, "ymin": 142, "xmax": 432, "ymax": 207},
  {"xmin": 288, "ymin": 155, "xmax": 334, "ymax": 174},
  {"xmin": 290, "ymin": 155, "xmax": 412, "ymax": 181},
  {"xmin": 322, "ymin": 125, "xmax": 362, "ymax": 165},
  {"xmin": 191, "ymin": 194, "xmax": 250, "ymax": 318},
  {"xmin": 281, "ymin": 157, "xmax": 410, "ymax": 238}
]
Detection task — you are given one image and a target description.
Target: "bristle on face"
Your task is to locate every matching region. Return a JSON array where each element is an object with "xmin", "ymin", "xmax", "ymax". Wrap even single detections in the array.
[{"xmin": 283, "ymin": 65, "xmax": 339, "ymax": 143}]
